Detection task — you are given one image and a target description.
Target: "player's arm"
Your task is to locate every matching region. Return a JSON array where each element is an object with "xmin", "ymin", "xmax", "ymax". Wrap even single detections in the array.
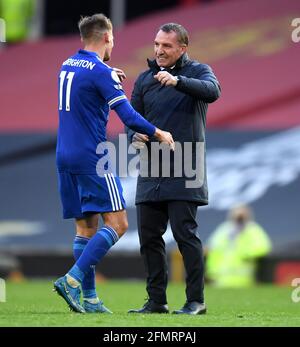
[
  {"xmin": 94, "ymin": 66, "xmax": 174, "ymax": 147},
  {"xmin": 127, "ymin": 73, "xmax": 147, "ymax": 146},
  {"xmin": 114, "ymin": 100, "xmax": 174, "ymax": 149}
]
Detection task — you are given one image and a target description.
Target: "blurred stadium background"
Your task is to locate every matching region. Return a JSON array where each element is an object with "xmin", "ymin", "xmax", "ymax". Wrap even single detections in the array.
[{"xmin": 0, "ymin": 0, "xmax": 300, "ymax": 286}]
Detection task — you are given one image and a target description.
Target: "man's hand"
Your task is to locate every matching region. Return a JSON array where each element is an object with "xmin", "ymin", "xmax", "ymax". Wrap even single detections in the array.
[
  {"xmin": 133, "ymin": 130, "xmax": 175, "ymax": 151},
  {"xmin": 132, "ymin": 132, "xmax": 149, "ymax": 149},
  {"xmin": 154, "ymin": 128, "xmax": 175, "ymax": 151},
  {"xmin": 113, "ymin": 68, "xmax": 127, "ymax": 82},
  {"xmin": 154, "ymin": 71, "xmax": 178, "ymax": 87}
]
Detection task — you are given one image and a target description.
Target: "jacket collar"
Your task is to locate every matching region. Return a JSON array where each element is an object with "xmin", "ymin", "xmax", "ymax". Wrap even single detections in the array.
[{"xmin": 147, "ymin": 53, "xmax": 190, "ymax": 73}]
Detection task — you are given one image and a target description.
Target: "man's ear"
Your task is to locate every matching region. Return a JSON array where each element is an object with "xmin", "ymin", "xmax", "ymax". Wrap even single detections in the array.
[
  {"xmin": 181, "ymin": 45, "xmax": 187, "ymax": 54},
  {"xmin": 103, "ymin": 31, "xmax": 110, "ymax": 44}
]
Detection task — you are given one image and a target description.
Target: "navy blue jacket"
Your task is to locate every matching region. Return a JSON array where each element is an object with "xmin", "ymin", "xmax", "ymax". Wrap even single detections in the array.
[{"xmin": 127, "ymin": 53, "xmax": 221, "ymax": 205}]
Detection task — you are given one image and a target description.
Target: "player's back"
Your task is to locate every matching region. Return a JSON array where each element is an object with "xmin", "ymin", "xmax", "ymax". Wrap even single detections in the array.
[{"xmin": 57, "ymin": 50, "xmax": 115, "ymax": 174}]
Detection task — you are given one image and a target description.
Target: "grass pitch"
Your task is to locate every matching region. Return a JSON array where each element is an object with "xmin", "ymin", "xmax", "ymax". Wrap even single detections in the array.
[{"xmin": 0, "ymin": 280, "xmax": 299, "ymax": 327}]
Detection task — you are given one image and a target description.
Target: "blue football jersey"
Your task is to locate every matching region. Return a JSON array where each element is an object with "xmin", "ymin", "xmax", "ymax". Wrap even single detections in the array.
[{"xmin": 56, "ymin": 49, "xmax": 129, "ymax": 174}]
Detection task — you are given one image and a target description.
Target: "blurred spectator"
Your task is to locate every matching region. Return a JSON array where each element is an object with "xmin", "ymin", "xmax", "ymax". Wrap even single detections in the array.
[
  {"xmin": 206, "ymin": 204, "xmax": 272, "ymax": 287},
  {"xmin": 0, "ymin": 252, "xmax": 21, "ymax": 279},
  {"xmin": 0, "ymin": 0, "xmax": 35, "ymax": 43}
]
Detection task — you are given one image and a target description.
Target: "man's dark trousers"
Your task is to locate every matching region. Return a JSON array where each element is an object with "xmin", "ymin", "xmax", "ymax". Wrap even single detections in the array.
[{"xmin": 137, "ymin": 200, "xmax": 204, "ymax": 305}]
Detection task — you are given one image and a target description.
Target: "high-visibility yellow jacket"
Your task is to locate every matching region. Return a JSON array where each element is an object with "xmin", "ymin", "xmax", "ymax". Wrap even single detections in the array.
[
  {"xmin": 0, "ymin": 0, "xmax": 34, "ymax": 43},
  {"xmin": 206, "ymin": 221, "xmax": 272, "ymax": 287}
]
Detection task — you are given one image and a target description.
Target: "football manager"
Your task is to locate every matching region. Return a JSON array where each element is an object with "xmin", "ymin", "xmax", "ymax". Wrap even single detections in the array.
[{"xmin": 127, "ymin": 23, "xmax": 221, "ymax": 315}]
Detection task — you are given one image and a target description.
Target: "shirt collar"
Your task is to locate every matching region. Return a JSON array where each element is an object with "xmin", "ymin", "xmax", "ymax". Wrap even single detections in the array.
[
  {"xmin": 160, "ymin": 65, "xmax": 175, "ymax": 71},
  {"xmin": 147, "ymin": 53, "xmax": 190, "ymax": 73},
  {"xmin": 78, "ymin": 49, "xmax": 100, "ymax": 59}
]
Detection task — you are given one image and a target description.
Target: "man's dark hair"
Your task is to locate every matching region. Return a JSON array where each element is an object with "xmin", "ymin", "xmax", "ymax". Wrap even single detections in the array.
[
  {"xmin": 78, "ymin": 13, "xmax": 112, "ymax": 42},
  {"xmin": 159, "ymin": 23, "xmax": 189, "ymax": 46}
]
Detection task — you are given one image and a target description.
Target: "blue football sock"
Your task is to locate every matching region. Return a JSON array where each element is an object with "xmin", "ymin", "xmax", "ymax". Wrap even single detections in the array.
[
  {"xmin": 68, "ymin": 226, "xmax": 119, "ymax": 284},
  {"xmin": 73, "ymin": 236, "xmax": 97, "ymax": 299}
]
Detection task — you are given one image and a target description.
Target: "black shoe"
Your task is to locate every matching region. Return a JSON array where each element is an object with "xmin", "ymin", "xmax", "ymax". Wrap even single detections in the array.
[
  {"xmin": 128, "ymin": 299, "xmax": 169, "ymax": 314},
  {"xmin": 172, "ymin": 301, "xmax": 207, "ymax": 315}
]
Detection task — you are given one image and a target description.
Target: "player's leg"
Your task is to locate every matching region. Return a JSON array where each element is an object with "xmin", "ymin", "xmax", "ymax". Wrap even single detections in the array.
[
  {"xmin": 101, "ymin": 209, "xmax": 128, "ymax": 237},
  {"xmin": 70, "ymin": 209, "xmax": 127, "ymax": 280},
  {"xmin": 73, "ymin": 214, "xmax": 99, "ymax": 309},
  {"xmin": 55, "ymin": 173, "xmax": 127, "ymax": 313},
  {"xmin": 75, "ymin": 213, "xmax": 99, "ymax": 238},
  {"xmin": 54, "ymin": 211, "xmax": 127, "ymax": 313},
  {"xmin": 128, "ymin": 202, "xmax": 169, "ymax": 314},
  {"xmin": 65, "ymin": 209, "xmax": 127, "ymax": 313},
  {"xmin": 168, "ymin": 201, "xmax": 206, "ymax": 315},
  {"xmin": 54, "ymin": 172, "xmax": 87, "ymax": 313},
  {"xmin": 69, "ymin": 173, "xmax": 127, "ymax": 281},
  {"xmin": 54, "ymin": 174, "xmax": 128, "ymax": 312}
]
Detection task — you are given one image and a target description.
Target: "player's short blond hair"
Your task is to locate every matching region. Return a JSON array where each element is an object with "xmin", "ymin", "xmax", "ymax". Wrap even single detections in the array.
[{"xmin": 78, "ymin": 13, "xmax": 112, "ymax": 42}]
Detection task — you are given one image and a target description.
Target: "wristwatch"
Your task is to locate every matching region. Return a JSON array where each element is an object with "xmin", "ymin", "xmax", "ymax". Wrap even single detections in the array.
[{"xmin": 174, "ymin": 75, "xmax": 181, "ymax": 86}]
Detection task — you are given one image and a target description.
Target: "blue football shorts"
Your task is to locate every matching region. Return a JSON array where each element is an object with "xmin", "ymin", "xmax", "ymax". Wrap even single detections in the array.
[{"xmin": 58, "ymin": 172, "xmax": 126, "ymax": 219}]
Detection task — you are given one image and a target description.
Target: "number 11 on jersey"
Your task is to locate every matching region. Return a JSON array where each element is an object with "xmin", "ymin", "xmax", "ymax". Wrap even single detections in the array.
[{"xmin": 59, "ymin": 71, "xmax": 75, "ymax": 111}]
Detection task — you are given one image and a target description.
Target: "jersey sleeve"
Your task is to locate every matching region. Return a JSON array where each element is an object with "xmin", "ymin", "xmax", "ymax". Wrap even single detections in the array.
[{"xmin": 93, "ymin": 65, "xmax": 128, "ymax": 109}]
